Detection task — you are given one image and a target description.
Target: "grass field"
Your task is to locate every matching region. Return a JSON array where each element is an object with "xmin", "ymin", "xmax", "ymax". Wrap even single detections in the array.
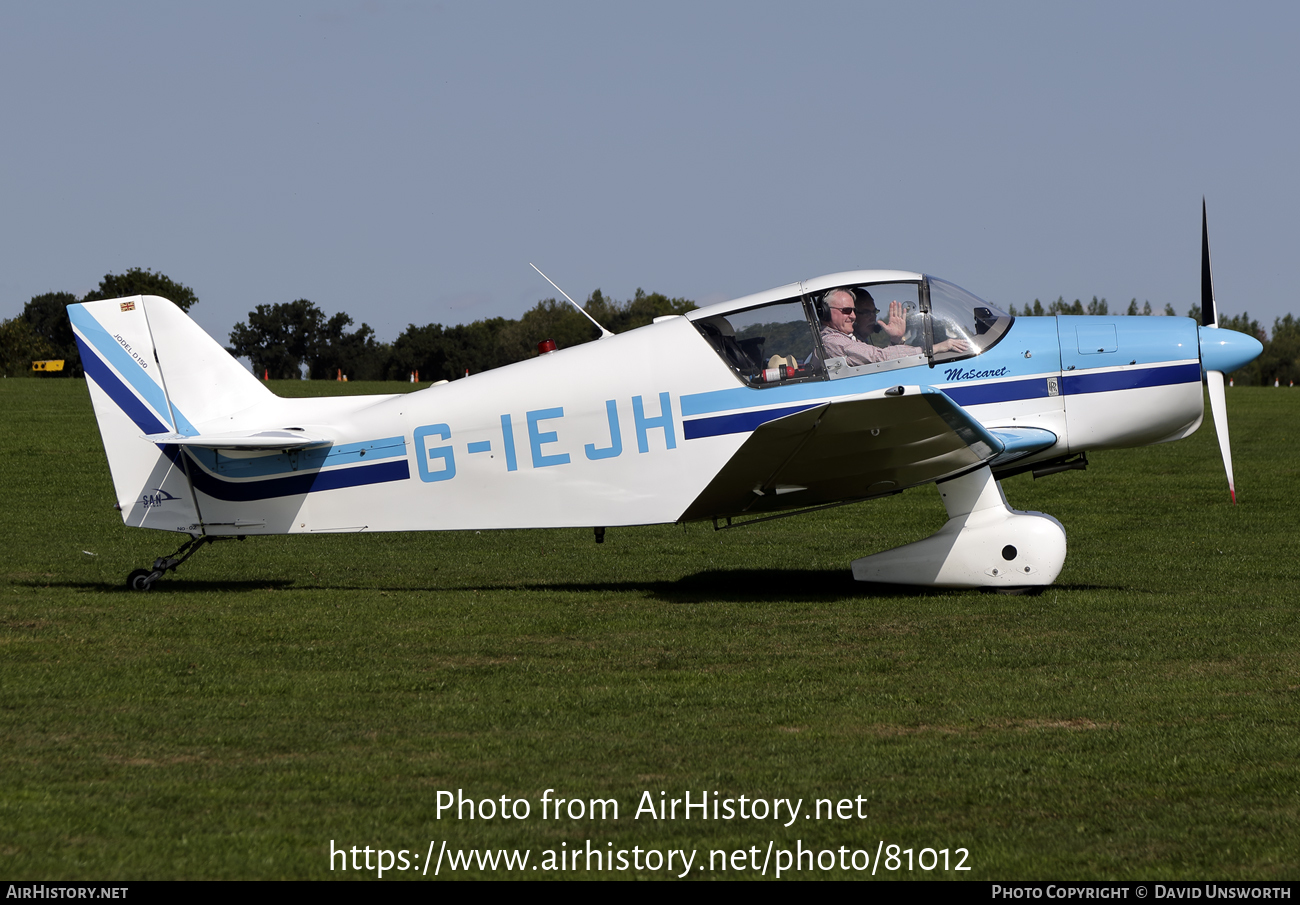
[{"xmin": 2, "ymin": 378, "xmax": 1298, "ymax": 880}]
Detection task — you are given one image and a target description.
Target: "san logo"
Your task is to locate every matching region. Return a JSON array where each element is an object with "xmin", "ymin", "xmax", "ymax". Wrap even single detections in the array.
[{"xmin": 140, "ymin": 488, "xmax": 179, "ymax": 510}]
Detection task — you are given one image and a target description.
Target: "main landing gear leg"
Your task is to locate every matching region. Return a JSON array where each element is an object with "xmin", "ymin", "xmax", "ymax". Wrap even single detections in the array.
[
  {"xmin": 850, "ymin": 465, "xmax": 1067, "ymax": 590},
  {"xmin": 125, "ymin": 534, "xmax": 231, "ymax": 592}
]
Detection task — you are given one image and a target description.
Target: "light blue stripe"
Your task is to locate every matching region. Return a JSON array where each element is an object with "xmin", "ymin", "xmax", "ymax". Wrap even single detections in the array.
[
  {"xmin": 188, "ymin": 436, "xmax": 407, "ymax": 478},
  {"xmin": 68, "ymin": 304, "xmax": 198, "ymax": 435},
  {"xmin": 681, "ymin": 381, "xmax": 850, "ymax": 417},
  {"xmin": 680, "ymin": 365, "xmax": 1061, "ymax": 417},
  {"xmin": 323, "ymin": 437, "xmax": 406, "ymax": 465}
]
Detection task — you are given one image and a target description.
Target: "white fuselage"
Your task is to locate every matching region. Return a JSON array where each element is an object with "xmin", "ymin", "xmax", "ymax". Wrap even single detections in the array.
[{"xmin": 70, "ymin": 276, "xmax": 1211, "ymax": 539}]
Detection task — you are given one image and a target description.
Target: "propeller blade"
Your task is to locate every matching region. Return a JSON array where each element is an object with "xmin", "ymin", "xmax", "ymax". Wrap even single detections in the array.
[
  {"xmin": 1205, "ymin": 369, "xmax": 1236, "ymax": 504},
  {"xmin": 1202, "ymin": 201, "xmax": 1235, "ymax": 502},
  {"xmin": 1201, "ymin": 198, "xmax": 1218, "ymax": 328}
]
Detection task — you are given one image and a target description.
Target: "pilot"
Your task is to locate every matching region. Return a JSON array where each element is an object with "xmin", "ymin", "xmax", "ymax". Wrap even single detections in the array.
[
  {"xmin": 852, "ymin": 290, "xmax": 896, "ymax": 348},
  {"xmin": 819, "ymin": 288, "xmax": 968, "ymax": 364}
]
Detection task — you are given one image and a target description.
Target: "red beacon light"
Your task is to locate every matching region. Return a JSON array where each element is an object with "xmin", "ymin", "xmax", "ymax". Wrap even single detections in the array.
[{"xmin": 537, "ymin": 339, "xmax": 558, "ymax": 355}]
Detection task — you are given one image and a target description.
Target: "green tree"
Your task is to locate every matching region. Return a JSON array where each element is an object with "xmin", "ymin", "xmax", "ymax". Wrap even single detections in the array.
[
  {"xmin": 593, "ymin": 288, "xmax": 696, "ymax": 333},
  {"xmin": 1127, "ymin": 298, "xmax": 1139, "ymax": 316},
  {"xmin": 389, "ymin": 318, "xmax": 517, "ymax": 383},
  {"xmin": 386, "ymin": 287, "xmax": 697, "ymax": 381},
  {"xmin": 305, "ymin": 312, "xmax": 388, "ymax": 380},
  {"xmin": 0, "ymin": 316, "xmax": 58, "ymax": 377},
  {"xmin": 1086, "ymin": 296, "xmax": 1108, "ymax": 316},
  {"xmin": 496, "ymin": 298, "xmax": 602, "ymax": 363},
  {"xmin": 19, "ymin": 292, "xmax": 81, "ymax": 375},
  {"xmin": 1260, "ymin": 314, "xmax": 1300, "ymax": 386},
  {"xmin": 392, "ymin": 288, "xmax": 699, "ymax": 380},
  {"xmin": 1046, "ymin": 296, "xmax": 1085, "ymax": 315},
  {"xmin": 229, "ymin": 300, "xmax": 388, "ymax": 381},
  {"xmin": 387, "ymin": 322, "xmax": 449, "ymax": 382},
  {"xmin": 228, "ymin": 299, "xmax": 323, "ymax": 379},
  {"xmin": 22, "ymin": 292, "xmax": 78, "ymax": 349},
  {"xmin": 83, "ymin": 268, "xmax": 200, "ymax": 312},
  {"xmin": 442, "ymin": 318, "xmax": 514, "ymax": 377}
]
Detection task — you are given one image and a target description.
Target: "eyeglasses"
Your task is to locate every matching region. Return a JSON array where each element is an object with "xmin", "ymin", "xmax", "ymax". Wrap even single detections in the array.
[
  {"xmin": 831, "ymin": 307, "xmax": 856, "ymax": 315},
  {"xmin": 858, "ymin": 308, "xmax": 879, "ymax": 316}
]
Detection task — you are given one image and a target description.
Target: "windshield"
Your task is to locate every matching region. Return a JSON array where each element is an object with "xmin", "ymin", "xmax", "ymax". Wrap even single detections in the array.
[{"xmin": 926, "ymin": 276, "xmax": 1013, "ymax": 363}]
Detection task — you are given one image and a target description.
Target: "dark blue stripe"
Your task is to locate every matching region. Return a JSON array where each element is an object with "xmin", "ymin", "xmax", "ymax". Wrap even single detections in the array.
[
  {"xmin": 942, "ymin": 377, "xmax": 1051, "ymax": 406},
  {"xmin": 186, "ymin": 437, "xmax": 407, "ymax": 478},
  {"xmin": 942, "ymin": 363, "xmax": 1200, "ymax": 405},
  {"xmin": 76, "ymin": 337, "xmax": 169, "ymax": 434},
  {"xmin": 186, "ymin": 457, "xmax": 411, "ymax": 501},
  {"xmin": 683, "ymin": 403, "xmax": 820, "ymax": 440},
  {"xmin": 1062, "ymin": 362, "xmax": 1201, "ymax": 395}
]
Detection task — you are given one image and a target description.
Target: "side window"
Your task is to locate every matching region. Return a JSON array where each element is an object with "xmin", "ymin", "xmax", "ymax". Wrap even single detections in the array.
[
  {"xmin": 813, "ymin": 282, "xmax": 929, "ymax": 379},
  {"xmin": 695, "ymin": 299, "xmax": 826, "ymax": 387}
]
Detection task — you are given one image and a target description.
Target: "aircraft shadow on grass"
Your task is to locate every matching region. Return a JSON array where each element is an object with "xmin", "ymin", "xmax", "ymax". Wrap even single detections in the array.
[
  {"xmin": 428, "ymin": 571, "xmax": 1134, "ymax": 601},
  {"xmin": 40, "ymin": 570, "xmax": 1130, "ymax": 600},
  {"xmin": 20, "ymin": 578, "xmax": 298, "ymax": 594}
]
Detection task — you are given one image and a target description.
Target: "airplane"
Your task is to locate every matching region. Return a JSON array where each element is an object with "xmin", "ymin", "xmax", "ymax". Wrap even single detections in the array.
[{"xmin": 69, "ymin": 205, "xmax": 1262, "ymax": 592}]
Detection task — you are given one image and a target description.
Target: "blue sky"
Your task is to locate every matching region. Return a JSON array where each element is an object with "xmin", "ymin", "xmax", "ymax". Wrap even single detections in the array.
[{"xmin": 3, "ymin": 1, "xmax": 1297, "ymax": 342}]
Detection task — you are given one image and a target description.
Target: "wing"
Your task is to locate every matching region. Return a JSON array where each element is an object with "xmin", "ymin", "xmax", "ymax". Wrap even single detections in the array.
[{"xmin": 679, "ymin": 386, "xmax": 1055, "ymax": 521}]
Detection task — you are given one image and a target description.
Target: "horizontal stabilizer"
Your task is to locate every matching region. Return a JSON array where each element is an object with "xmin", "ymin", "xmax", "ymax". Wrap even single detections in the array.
[{"xmin": 144, "ymin": 428, "xmax": 332, "ymax": 450}]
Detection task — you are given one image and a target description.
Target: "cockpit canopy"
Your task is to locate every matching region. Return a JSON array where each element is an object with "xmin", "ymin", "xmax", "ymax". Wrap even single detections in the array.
[{"xmin": 690, "ymin": 273, "xmax": 1011, "ymax": 388}]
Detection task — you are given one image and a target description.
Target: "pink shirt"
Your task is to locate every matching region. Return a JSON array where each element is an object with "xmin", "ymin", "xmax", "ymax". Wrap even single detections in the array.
[{"xmin": 819, "ymin": 326, "xmax": 921, "ymax": 365}]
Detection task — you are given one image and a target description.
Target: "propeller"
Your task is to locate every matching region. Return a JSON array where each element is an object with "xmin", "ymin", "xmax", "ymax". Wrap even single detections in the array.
[{"xmin": 1200, "ymin": 198, "xmax": 1236, "ymax": 504}]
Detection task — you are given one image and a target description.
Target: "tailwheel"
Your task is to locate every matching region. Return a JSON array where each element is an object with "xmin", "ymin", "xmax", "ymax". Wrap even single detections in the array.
[
  {"xmin": 123, "ymin": 534, "xmax": 230, "ymax": 592},
  {"xmin": 126, "ymin": 569, "xmax": 156, "ymax": 592}
]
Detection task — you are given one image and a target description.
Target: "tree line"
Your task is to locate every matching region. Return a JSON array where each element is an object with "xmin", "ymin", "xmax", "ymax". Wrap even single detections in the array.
[
  {"xmin": 0, "ymin": 268, "xmax": 697, "ymax": 381},
  {"xmin": 225, "ymin": 288, "xmax": 698, "ymax": 380},
  {"xmin": 2, "ymin": 272, "xmax": 1295, "ymax": 385}
]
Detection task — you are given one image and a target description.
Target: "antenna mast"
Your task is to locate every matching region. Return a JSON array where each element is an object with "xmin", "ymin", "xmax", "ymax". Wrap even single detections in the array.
[{"xmin": 529, "ymin": 263, "xmax": 614, "ymax": 339}]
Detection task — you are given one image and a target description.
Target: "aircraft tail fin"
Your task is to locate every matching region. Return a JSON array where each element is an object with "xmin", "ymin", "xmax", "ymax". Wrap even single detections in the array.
[{"xmin": 69, "ymin": 295, "xmax": 273, "ymax": 531}]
